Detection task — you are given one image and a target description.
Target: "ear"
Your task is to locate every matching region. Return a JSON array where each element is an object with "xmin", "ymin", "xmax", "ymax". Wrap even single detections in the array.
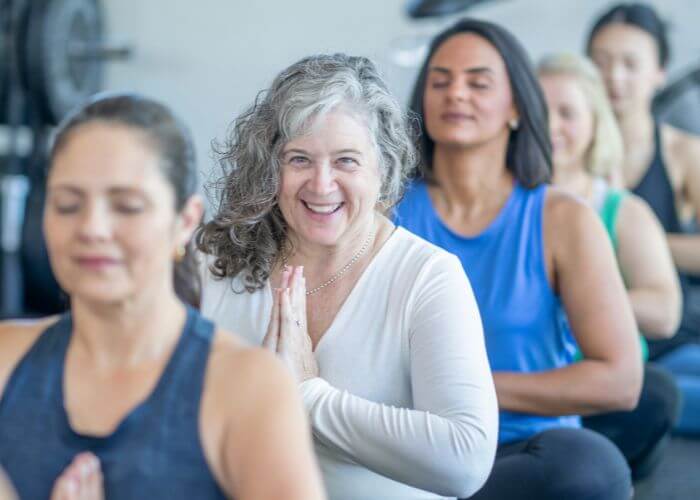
[{"xmin": 175, "ymin": 194, "xmax": 205, "ymax": 247}]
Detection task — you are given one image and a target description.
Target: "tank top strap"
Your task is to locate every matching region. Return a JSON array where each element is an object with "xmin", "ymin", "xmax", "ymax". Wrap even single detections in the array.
[
  {"xmin": 599, "ymin": 189, "xmax": 627, "ymax": 251},
  {"xmin": 0, "ymin": 314, "xmax": 72, "ymax": 414},
  {"xmin": 632, "ymin": 122, "xmax": 682, "ymax": 233}
]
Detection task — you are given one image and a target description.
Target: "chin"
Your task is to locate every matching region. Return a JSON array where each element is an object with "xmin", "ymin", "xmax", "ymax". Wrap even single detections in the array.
[{"xmin": 64, "ymin": 280, "xmax": 132, "ymax": 306}]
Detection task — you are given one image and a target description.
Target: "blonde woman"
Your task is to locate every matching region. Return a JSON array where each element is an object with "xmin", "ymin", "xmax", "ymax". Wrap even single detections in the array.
[{"xmin": 539, "ymin": 52, "xmax": 681, "ymax": 478}]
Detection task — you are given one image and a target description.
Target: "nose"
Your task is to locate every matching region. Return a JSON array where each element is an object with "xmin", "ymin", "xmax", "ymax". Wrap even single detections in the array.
[
  {"xmin": 77, "ymin": 200, "xmax": 112, "ymax": 242},
  {"xmin": 446, "ymin": 78, "xmax": 468, "ymax": 103},
  {"xmin": 307, "ymin": 162, "xmax": 337, "ymax": 197},
  {"xmin": 606, "ymin": 62, "xmax": 626, "ymax": 92}
]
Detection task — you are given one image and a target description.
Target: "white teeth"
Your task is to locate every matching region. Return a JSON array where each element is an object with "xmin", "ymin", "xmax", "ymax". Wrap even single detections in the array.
[{"xmin": 305, "ymin": 202, "xmax": 342, "ymax": 214}]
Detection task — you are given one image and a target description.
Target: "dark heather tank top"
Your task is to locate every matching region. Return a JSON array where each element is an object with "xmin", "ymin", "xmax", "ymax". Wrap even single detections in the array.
[
  {"xmin": 632, "ymin": 124, "xmax": 682, "ymax": 234},
  {"xmin": 632, "ymin": 123, "xmax": 698, "ymax": 358},
  {"xmin": 0, "ymin": 306, "xmax": 228, "ymax": 499}
]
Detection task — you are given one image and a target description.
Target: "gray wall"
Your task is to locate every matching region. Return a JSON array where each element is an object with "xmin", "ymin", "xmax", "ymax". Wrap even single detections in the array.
[{"xmin": 102, "ymin": 0, "xmax": 700, "ymax": 188}]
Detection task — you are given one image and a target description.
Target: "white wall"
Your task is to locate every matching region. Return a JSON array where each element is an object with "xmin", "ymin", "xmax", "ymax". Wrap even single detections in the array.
[{"xmin": 102, "ymin": 0, "xmax": 700, "ymax": 186}]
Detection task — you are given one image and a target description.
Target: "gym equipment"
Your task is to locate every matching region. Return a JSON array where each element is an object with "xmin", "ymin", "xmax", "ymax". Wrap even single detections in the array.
[
  {"xmin": 654, "ymin": 63, "xmax": 700, "ymax": 135},
  {"xmin": 2, "ymin": 0, "xmax": 130, "ymax": 125},
  {"xmin": 0, "ymin": 0, "xmax": 130, "ymax": 317},
  {"xmin": 405, "ymin": 0, "xmax": 507, "ymax": 19}
]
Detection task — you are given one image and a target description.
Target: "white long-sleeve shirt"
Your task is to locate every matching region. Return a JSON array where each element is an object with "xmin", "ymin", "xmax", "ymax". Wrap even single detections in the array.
[{"xmin": 201, "ymin": 227, "xmax": 498, "ymax": 500}]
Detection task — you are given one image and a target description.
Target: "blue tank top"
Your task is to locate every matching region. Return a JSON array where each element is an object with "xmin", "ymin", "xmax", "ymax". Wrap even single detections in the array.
[
  {"xmin": 395, "ymin": 180, "xmax": 580, "ymax": 444},
  {"xmin": 0, "ymin": 307, "xmax": 228, "ymax": 499}
]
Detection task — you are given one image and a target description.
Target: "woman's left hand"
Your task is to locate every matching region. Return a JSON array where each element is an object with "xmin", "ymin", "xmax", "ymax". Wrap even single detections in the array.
[{"xmin": 276, "ymin": 266, "xmax": 319, "ymax": 382}]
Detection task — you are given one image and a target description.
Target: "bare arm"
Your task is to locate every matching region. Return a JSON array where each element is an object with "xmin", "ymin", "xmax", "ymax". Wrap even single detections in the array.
[
  {"xmin": 221, "ymin": 349, "xmax": 325, "ymax": 500},
  {"xmin": 616, "ymin": 195, "xmax": 682, "ymax": 338},
  {"xmin": 666, "ymin": 128, "xmax": 700, "ymax": 275},
  {"xmin": 494, "ymin": 190, "xmax": 642, "ymax": 416},
  {"xmin": 0, "ymin": 467, "xmax": 17, "ymax": 500}
]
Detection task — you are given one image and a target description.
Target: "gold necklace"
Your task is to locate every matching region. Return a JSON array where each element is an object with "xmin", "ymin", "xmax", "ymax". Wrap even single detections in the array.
[{"xmin": 282, "ymin": 229, "xmax": 375, "ymax": 296}]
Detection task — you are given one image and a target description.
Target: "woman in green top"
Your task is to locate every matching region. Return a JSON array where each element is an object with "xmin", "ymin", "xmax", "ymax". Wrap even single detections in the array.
[{"xmin": 538, "ymin": 53, "xmax": 681, "ymax": 479}]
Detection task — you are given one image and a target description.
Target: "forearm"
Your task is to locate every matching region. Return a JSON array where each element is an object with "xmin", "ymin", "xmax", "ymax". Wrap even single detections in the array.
[
  {"xmin": 300, "ymin": 378, "xmax": 496, "ymax": 498},
  {"xmin": 668, "ymin": 234, "xmax": 700, "ymax": 275},
  {"xmin": 494, "ymin": 359, "xmax": 641, "ymax": 416},
  {"xmin": 628, "ymin": 287, "xmax": 681, "ymax": 338}
]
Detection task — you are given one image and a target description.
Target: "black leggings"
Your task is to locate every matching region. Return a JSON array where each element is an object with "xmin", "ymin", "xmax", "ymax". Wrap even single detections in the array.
[
  {"xmin": 583, "ymin": 363, "xmax": 681, "ymax": 479},
  {"xmin": 467, "ymin": 428, "xmax": 631, "ymax": 500}
]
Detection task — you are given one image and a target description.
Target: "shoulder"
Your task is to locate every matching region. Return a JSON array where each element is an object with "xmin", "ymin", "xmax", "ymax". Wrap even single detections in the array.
[
  {"xmin": 617, "ymin": 193, "xmax": 663, "ymax": 236},
  {"xmin": 391, "ymin": 226, "xmax": 463, "ymax": 275},
  {"xmin": 205, "ymin": 330, "xmax": 293, "ymax": 408},
  {"xmin": 0, "ymin": 317, "xmax": 60, "ymax": 394},
  {"xmin": 393, "ymin": 179, "xmax": 428, "ymax": 220},
  {"xmin": 544, "ymin": 185, "xmax": 597, "ymax": 227},
  {"xmin": 662, "ymin": 124, "xmax": 700, "ymax": 173},
  {"xmin": 544, "ymin": 185, "xmax": 606, "ymax": 249}
]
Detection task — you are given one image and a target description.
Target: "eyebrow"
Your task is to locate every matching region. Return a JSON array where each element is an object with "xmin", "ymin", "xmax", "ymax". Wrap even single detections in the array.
[
  {"xmin": 48, "ymin": 185, "xmax": 148, "ymax": 197},
  {"xmin": 332, "ymin": 149, "xmax": 363, "ymax": 156},
  {"xmin": 282, "ymin": 148, "xmax": 364, "ymax": 156},
  {"xmin": 429, "ymin": 66, "xmax": 494, "ymax": 75},
  {"xmin": 282, "ymin": 148, "xmax": 310, "ymax": 156}
]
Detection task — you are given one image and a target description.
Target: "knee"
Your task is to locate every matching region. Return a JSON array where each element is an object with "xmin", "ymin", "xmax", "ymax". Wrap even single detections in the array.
[
  {"xmin": 644, "ymin": 364, "xmax": 682, "ymax": 427},
  {"xmin": 538, "ymin": 428, "xmax": 632, "ymax": 500}
]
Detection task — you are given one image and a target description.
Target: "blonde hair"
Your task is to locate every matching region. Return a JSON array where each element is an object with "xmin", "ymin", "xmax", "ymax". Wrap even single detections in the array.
[{"xmin": 538, "ymin": 53, "xmax": 623, "ymax": 178}]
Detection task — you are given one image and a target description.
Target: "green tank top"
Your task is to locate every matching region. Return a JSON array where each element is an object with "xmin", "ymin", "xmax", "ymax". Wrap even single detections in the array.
[{"xmin": 575, "ymin": 186, "xmax": 649, "ymax": 361}]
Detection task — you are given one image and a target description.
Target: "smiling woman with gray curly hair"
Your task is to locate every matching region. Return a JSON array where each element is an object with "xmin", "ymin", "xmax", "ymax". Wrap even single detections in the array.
[
  {"xmin": 199, "ymin": 53, "xmax": 498, "ymax": 500},
  {"xmin": 197, "ymin": 53, "xmax": 417, "ymax": 292}
]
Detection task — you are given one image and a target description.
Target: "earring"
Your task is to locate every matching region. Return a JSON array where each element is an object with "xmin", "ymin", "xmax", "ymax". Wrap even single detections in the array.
[
  {"xmin": 508, "ymin": 118, "xmax": 520, "ymax": 130},
  {"xmin": 174, "ymin": 244, "xmax": 186, "ymax": 262}
]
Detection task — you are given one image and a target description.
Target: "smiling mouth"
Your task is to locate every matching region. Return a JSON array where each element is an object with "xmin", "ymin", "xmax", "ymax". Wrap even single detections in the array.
[{"xmin": 302, "ymin": 201, "xmax": 344, "ymax": 215}]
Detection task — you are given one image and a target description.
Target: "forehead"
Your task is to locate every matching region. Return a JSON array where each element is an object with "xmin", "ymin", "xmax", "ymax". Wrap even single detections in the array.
[
  {"xmin": 590, "ymin": 23, "xmax": 660, "ymax": 60},
  {"xmin": 49, "ymin": 122, "xmax": 167, "ymax": 190},
  {"xmin": 429, "ymin": 33, "xmax": 506, "ymax": 73},
  {"xmin": 284, "ymin": 109, "xmax": 373, "ymax": 150},
  {"xmin": 541, "ymin": 73, "xmax": 585, "ymax": 99}
]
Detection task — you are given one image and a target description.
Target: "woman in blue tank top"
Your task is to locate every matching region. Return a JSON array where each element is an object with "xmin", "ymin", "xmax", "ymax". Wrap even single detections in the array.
[
  {"xmin": 395, "ymin": 19, "xmax": 642, "ymax": 499},
  {"xmin": 0, "ymin": 95, "xmax": 324, "ymax": 500},
  {"xmin": 539, "ymin": 52, "xmax": 682, "ymax": 478},
  {"xmin": 587, "ymin": 2, "xmax": 700, "ymax": 437}
]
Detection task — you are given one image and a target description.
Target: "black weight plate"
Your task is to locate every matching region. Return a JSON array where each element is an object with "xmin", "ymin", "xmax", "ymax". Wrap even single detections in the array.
[{"xmin": 25, "ymin": 0, "xmax": 103, "ymax": 124}]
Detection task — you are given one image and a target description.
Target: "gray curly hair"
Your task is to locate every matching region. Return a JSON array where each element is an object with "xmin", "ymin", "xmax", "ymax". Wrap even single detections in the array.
[{"xmin": 197, "ymin": 53, "xmax": 418, "ymax": 292}]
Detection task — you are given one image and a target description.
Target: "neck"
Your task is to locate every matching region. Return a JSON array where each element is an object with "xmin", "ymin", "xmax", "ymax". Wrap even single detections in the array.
[
  {"xmin": 615, "ymin": 105, "xmax": 655, "ymax": 146},
  {"xmin": 431, "ymin": 137, "xmax": 514, "ymax": 214},
  {"xmin": 69, "ymin": 282, "xmax": 186, "ymax": 369},
  {"xmin": 284, "ymin": 212, "xmax": 379, "ymax": 282},
  {"xmin": 552, "ymin": 163, "xmax": 593, "ymax": 201}
]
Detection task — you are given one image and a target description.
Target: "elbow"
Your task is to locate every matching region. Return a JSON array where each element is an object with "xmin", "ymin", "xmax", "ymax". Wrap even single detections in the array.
[
  {"xmin": 436, "ymin": 427, "xmax": 497, "ymax": 498},
  {"xmin": 644, "ymin": 299, "xmax": 682, "ymax": 340},
  {"xmin": 438, "ymin": 459, "xmax": 494, "ymax": 499},
  {"xmin": 612, "ymin": 383, "xmax": 641, "ymax": 411},
  {"xmin": 609, "ymin": 361, "xmax": 643, "ymax": 411}
]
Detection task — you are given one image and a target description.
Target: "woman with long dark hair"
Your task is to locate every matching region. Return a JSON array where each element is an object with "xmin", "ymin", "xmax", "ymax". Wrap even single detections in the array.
[{"xmin": 395, "ymin": 19, "xmax": 641, "ymax": 499}]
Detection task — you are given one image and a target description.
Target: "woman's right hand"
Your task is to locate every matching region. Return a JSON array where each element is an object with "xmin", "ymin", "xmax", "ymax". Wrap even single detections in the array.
[{"xmin": 262, "ymin": 266, "xmax": 292, "ymax": 351}]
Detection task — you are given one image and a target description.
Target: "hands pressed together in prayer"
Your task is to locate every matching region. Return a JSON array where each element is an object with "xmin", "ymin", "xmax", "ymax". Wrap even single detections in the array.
[{"xmin": 263, "ymin": 266, "xmax": 319, "ymax": 382}]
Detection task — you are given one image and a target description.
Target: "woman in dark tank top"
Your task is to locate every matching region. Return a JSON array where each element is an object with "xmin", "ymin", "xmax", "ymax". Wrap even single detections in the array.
[
  {"xmin": 0, "ymin": 94, "xmax": 325, "ymax": 500},
  {"xmin": 588, "ymin": 3, "xmax": 700, "ymax": 436}
]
